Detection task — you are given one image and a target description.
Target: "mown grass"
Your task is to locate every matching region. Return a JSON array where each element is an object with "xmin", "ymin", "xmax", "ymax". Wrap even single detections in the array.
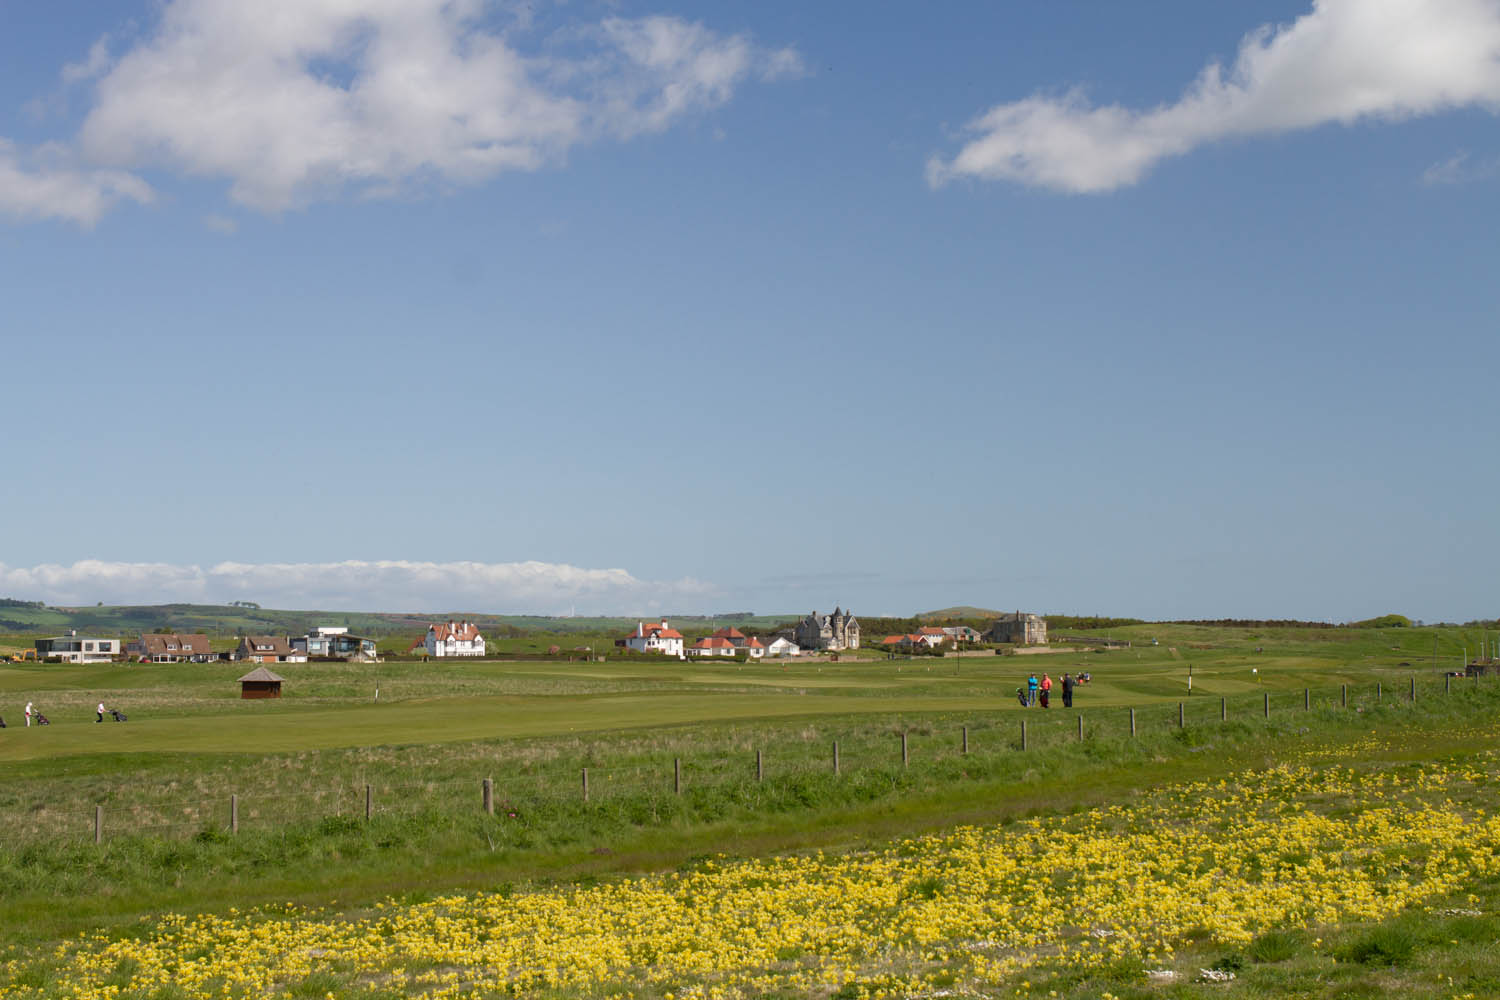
[
  {"xmin": 0, "ymin": 623, "xmax": 1494, "ymax": 997},
  {"xmin": 0, "ymin": 668, "xmax": 1493, "ymax": 952}
]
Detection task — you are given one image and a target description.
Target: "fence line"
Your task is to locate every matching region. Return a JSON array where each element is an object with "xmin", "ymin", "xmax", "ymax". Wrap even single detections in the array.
[{"xmin": 0, "ymin": 672, "xmax": 1484, "ymax": 849}]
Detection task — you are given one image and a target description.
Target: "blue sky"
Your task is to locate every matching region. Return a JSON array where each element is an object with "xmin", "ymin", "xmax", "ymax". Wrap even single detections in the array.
[{"xmin": 2, "ymin": 0, "xmax": 1497, "ymax": 622}]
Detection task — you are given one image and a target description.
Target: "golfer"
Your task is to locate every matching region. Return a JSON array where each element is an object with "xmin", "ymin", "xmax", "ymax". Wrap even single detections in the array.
[
  {"xmin": 97, "ymin": 701, "xmax": 105, "ymax": 723},
  {"xmin": 25, "ymin": 701, "xmax": 33, "ymax": 727}
]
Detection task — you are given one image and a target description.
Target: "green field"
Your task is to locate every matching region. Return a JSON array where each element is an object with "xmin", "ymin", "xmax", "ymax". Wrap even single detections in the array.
[{"xmin": 1, "ymin": 622, "xmax": 1497, "ymax": 998}]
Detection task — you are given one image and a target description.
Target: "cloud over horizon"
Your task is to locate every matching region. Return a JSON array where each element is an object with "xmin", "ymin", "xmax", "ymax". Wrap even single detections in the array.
[
  {"xmin": 3, "ymin": 0, "xmax": 802, "ymax": 222},
  {"xmin": 0, "ymin": 559, "xmax": 716, "ymax": 616},
  {"xmin": 929, "ymin": 0, "xmax": 1500, "ymax": 192}
]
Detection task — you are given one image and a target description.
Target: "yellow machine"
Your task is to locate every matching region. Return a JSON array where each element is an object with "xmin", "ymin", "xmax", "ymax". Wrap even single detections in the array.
[{"xmin": 6, "ymin": 650, "xmax": 37, "ymax": 663}]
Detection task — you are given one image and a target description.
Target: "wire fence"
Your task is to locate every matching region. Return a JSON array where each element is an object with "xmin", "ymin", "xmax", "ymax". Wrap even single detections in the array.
[{"xmin": 0, "ymin": 671, "xmax": 1484, "ymax": 850}]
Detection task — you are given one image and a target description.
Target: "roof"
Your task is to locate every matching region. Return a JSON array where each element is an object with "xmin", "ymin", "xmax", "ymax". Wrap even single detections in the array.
[
  {"xmin": 139, "ymin": 633, "xmax": 212, "ymax": 656},
  {"xmin": 917, "ymin": 626, "xmax": 947, "ymax": 636},
  {"xmin": 692, "ymin": 636, "xmax": 735, "ymax": 649},
  {"xmin": 623, "ymin": 622, "xmax": 683, "ymax": 641},
  {"xmin": 242, "ymin": 635, "xmax": 293, "ymax": 656},
  {"xmin": 237, "ymin": 666, "xmax": 285, "ymax": 683},
  {"xmin": 711, "ymin": 627, "xmax": 746, "ymax": 640},
  {"xmin": 429, "ymin": 621, "xmax": 482, "ymax": 641},
  {"xmin": 744, "ymin": 636, "xmax": 764, "ymax": 648}
]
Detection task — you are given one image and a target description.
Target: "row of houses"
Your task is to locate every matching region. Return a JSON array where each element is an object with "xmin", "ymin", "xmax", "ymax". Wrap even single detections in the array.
[
  {"xmin": 29, "ymin": 627, "xmax": 381, "ymax": 664},
  {"xmin": 880, "ymin": 614, "xmax": 1048, "ymax": 649},
  {"xmin": 616, "ymin": 611, "xmax": 860, "ymax": 661}
]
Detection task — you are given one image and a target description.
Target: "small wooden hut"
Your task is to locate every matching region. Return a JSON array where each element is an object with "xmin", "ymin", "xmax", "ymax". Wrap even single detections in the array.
[{"xmin": 238, "ymin": 666, "xmax": 285, "ymax": 699}]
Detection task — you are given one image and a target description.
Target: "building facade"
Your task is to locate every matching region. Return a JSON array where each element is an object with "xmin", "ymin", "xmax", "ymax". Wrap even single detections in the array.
[
  {"xmin": 421, "ymin": 621, "xmax": 486, "ymax": 657},
  {"xmin": 619, "ymin": 621, "xmax": 685, "ymax": 657},
  {"xmin": 984, "ymin": 612, "xmax": 1048, "ymax": 645},
  {"xmin": 292, "ymin": 627, "xmax": 378, "ymax": 661},
  {"xmin": 127, "ymin": 633, "xmax": 216, "ymax": 662},
  {"xmin": 793, "ymin": 608, "xmax": 860, "ymax": 651},
  {"xmin": 34, "ymin": 633, "xmax": 121, "ymax": 663}
]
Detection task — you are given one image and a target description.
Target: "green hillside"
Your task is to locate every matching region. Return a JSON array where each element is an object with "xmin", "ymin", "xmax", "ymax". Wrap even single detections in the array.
[
  {"xmin": 917, "ymin": 606, "xmax": 1006, "ymax": 621},
  {"xmin": 0, "ymin": 600, "xmax": 792, "ymax": 642}
]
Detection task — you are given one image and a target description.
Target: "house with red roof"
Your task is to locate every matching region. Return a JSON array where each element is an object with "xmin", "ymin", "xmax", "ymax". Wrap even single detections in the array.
[
  {"xmin": 415, "ymin": 620, "xmax": 487, "ymax": 658},
  {"xmin": 881, "ymin": 631, "xmax": 946, "ymax": 650},
  {"xmin": 618, "ymin": 621, "xmax": 685, "ymax": 658},
  {"xmin": 709, "ymin": 626, "xmax": 768, "ymax": 658},
  {"xmin": 688, "ymin": 636, "xmax": 737, "ymax": 657}
]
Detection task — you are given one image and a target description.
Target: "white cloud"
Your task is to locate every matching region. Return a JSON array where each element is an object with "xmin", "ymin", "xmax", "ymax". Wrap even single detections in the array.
[
  {"xmin": 929, "ymin": 0, "xmax": 1500, "ymax": 192},
  {"xmin": 588, "ymin": 16, "xmax": 804, "ymax": 138},
  {"xmin": 0, "ymin": 139, "xmax": 153, "ymax": 225},
  {"xmin": 1422, "ymin": 150, "xmax": 1500, "ymax": 184},
  {"xmin": 62, "ymin": 37, "xmax": 113, "ymax": 85},
  {"xmin": 202, "ymin": 213, "xmax": 238, "ymax": 234},
  {"xmin": 48, "ymin": 0, "xmax": 799, "ymax": 213},
  {"xmin": 0, "ymin": 559, "xmax": 715, "ymax": 615}
]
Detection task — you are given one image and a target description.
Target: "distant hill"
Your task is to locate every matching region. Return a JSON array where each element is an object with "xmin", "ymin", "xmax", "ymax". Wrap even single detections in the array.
[
  {"xmin": 0, "ymin": 602, "xmax": 793, "ymax": 640},
  {"xmin": 917, "ymin": 606, "xmax": 1006, "ymax": 622}
]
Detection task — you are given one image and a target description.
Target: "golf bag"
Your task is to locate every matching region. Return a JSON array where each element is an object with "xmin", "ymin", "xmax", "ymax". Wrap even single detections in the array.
[
  {"xmin": 34, "ymin": 712, "xmax": 50, "ymax": 725},
  {"xmin": 110, "ymin": 709, "xmax": 127, "ymax": 722}
]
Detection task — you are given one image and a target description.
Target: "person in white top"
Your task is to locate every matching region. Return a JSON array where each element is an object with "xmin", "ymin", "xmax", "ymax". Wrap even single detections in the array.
[
  {"xmin": 25, "ymin": 702, "xmax": 32, "ymax": 727},
  {"xmin": 97, "ymin": 702, "xmax": 105, "ymax": 723}
]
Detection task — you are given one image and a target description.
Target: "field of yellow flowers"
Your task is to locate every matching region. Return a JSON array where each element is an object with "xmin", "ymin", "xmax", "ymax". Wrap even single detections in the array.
[{"xmin": 6, "ymin": 734, "xmax": 1498, "ymax": 1000}]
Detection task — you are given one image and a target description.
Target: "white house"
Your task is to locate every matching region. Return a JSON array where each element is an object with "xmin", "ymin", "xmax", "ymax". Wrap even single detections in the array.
[
  {"xmin": 619, "ymin": 621, "xmax": 685, "ymax": 658},
  {"xmin": 291, "ymin": 627, "xmax": 378, "ymax": 662},
  {"xmin": 34, "ymin": 633, "xmax": 121, "ymax": 663},
  {"xmin": 763, "ymin": 636, "xmax": 800, "ymax": 657},
  {"xmin": 688, "ymin": 633, "xmax": 766, "ymax": 659},
  {"xmin": 420, "ymin": 620, "xmax": 486, "ymax": 658}
]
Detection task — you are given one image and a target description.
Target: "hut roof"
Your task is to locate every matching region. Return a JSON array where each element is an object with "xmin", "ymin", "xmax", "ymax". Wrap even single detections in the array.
[{"xmin": 237, "ymin": 666, "xmax": 285, "ymax": 683}]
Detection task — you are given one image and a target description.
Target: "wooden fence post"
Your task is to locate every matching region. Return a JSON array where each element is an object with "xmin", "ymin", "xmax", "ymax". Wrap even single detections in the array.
[
  {"xmin": 1020, "ymin": 719, "xmax": 1028, "ymax": 751},
  {"xmin": 1304, "ymin": 688, "xmax": 1310, "ymax": 711},
  {"xmin": 1178, "ymin": 702, "xmax": 1184, "ymax": 728},
  {"xmin": 674, "ymin": 758, "xmax": 681, "ymax": 795},
  {"xmin": 1077, "ymin": 714, "xmax": 1084, "ymax": 741},
  {"xmin": 833, "ymin": 741, "xmax": 840, "ymax": 776},
  {"xmin": 482, "ymin": 778, "xmax": 493, "ymax": 815},
  {"xmin": 1220, "ymin": 696, "xmax": 1226, "ymax": 721},
  {"xmin": 1129, "ymin": 708, "xmax": 1136, "ymax": 738},
  {"xmin": 1263, "ymin": 692, "xmax": 1270, "ymax": 718},
  {"xmin": 961, "ymin": 725, "xmax": 968, "ymax": 755},
  {"xmin": 1341, "ymin": 684, "xmax": 1347, "ymax": 708},
  {"xmin": 230, "ymin": 794, "xmax": 238, "ymax": 835},
  {"xmin": 365, "ymin": 784, "xmax": 372, "ymax": 822},
  {"xmin": 901, "ymin": 731, "xmax": 909, "ymax": 767},
  {"xmin": 756, "ymin": 749, "xmax": 763, "ymax": 782},
  {"xmin": 1410, "ymin": 676, "xmax": 1416, "ymax": 702},
  {"xmin": 1377, "ymin": 681, "xmax": 1382, "ymax": 702},
  {"xmin": 581, "ymin": 768, "xmax": 589, "ymax": 802},
  {"xmin": 94, "ymin": 805, "xmax": 102, "ymax": 845}
]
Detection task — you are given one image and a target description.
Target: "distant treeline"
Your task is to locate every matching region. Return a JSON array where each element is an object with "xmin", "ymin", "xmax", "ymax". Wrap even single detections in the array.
[
  {"xmin": 1046, "ymin": 616, "xmax": 1147, "ymax": 631},
  {"xmin": 0, "ymin": 598, "xmax": 45, "ymax": 609},
  {"xmin": 1166, "ymin": 618, "xmax": 1340, "ymax": 629}
]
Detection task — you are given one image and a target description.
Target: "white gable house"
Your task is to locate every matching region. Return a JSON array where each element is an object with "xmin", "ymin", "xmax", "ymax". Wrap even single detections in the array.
[
  {"xmin": 423, "ymin": 621, "xmax": 486, "ymax": 658},
  {"xmin": 619, "ymin": 621, "xmax": 685, "ymax": 658}
]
